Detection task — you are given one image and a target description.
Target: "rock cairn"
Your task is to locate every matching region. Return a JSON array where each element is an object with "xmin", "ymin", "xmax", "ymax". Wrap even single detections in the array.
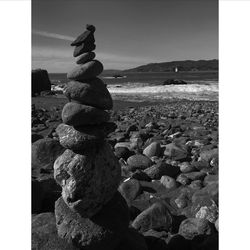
[{"xmin": 53, "ymin": 25, "xmax": 130, "ymax": 249}]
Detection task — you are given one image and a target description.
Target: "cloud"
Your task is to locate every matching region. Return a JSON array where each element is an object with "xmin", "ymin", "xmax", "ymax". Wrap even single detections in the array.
[{"xmin": 32, "ymin": 29, "xmax": 74, "ymax": 41}]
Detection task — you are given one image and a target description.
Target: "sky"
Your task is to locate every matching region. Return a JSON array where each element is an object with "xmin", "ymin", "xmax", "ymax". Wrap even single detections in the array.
[{"xmin": 32, "ymin": 0, "xmax": 218, "ymax": 73}]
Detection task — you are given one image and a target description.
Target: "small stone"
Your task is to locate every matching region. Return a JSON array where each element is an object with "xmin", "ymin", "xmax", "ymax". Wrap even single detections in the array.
[
  {"xmin": 131, "ymin": 170, "xmax": 151, "ymax": 182},
  {"xmin": 178, "ymin": 218, "xmax": 214, "ymax": 240},
  {"xmin": 76, "ymin": 51, "xmax": 95, "ymax": 64},
  {"xmin": 67, "ymin": 60, "xmax": 103, "ymax": 81},
  {"xmin": 86, "ymin": 24, "xmax": 96, "ymax": 32},
  {"xmin": 179, "ymin": 162, "xmax": 195, "ymax": 173},
  {"xmin": 118, "ymin": 179, "xmax": 141, "ymax": 205},
  {"xmin": 199, "ymin": 148, "xmax": 218, "ymax": 162},
  {"xmin": 160, "ymin": 175, "xmax": 177, "ymax": 190},
  {"xmin": 73, "ymin": 42, "xmax": 96, "ymax": 57},
  {"xmin": 71, "ymin": 30, "xmax": 95, "ymax": 46},
  {"xmin": 115, "ymin": 147, "xmax": 133, "ymax": 160},
  {"xmin": 164, "ymin": 143, "xmax": 188, "ymax": 161},
  {"xmin": 174, "ymin": 196, "xmax": 188, "ymax": 209},
  {"xmin": 203, "ymin": 174, "xmax": 218, "ymax": 186},
  {"xmin": 56, "ymin": 123, "xmax": 106, "ymax": 151},
  {"xmin": 54, "ymin": 141, "xmax": 121, "ymax": 217},
  {"xmin": 132, "ymin": 201, "xmax": 172, "ymax": 233},
  {"xmin": 143, "ymin": 142, "xmax": 162, "ymax": 158},
  {"xmin": 62, "ymin": 102, "xmax": 110, "ymax": 126},
  {"xmin": 127, "ymin": 154, "xmax": 153, "ymax": 171},
  {"xmin": 189, "ymin": 180, "xmax": 203, "ymax": 190},
  {"xmin": 176, "ymin": 174, "xmax": 191, "ymax": 185},
  {"xmin": 182, "ymin": 171, "xmax": 206, "ymax": 181},
  {"xmin": 55, "ymin": 192, "xmax": 129, "ymax": 249},
  {"xmin": 64, "ymin": 79, "xmax": 113, "ymax": 110}
]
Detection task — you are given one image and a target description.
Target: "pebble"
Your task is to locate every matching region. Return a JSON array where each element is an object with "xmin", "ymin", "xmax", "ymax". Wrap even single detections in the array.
[
  {"xmin": 143, "ymin": 141, "xmax": 162, "ymax": 158},
  {"xmin": 127, "ymin": 154, "xmax": 153, "ymax": 171},
  {"xmin": 160, "ymin": 175, "xmax": 177, "ymax": 190},
  {"xmin": 76, "ymin": 51, "xmax": 95, "ymax": 64}
]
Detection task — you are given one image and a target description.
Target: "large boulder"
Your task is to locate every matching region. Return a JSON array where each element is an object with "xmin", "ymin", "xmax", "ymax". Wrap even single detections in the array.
[
  {"xmin": 55, "ymin": 192, "xmax": 129, "ymax": 250},
  {"xmin": 54, "ymin": 141, "xmax": 121, "ymax": 217},
  {"xmin": 32, "ymin": 69, "xmax": 51, "ymax": 96}
]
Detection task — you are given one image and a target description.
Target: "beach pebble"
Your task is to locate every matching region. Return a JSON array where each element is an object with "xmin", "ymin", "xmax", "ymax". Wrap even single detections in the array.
[
  {"xmin": 64, "ymin": 79, "xmax": 113, "ymax": 110},
  {"xmin": 115, "ymin": 146, "xmax": 134, "ymax": 160},
  {"xmin": 54, "ymin": 141, "xmax": 121, "ymax": 217},
  {"xmin": 163, "ymin": 143, "xmax": 188, "ymax": 161},
  {"xmin": 179, "ymin": 162, "xmax": 195, "ymax": 173},
  {"xmin": 203, "ymin": 174, "xmax": 218, "ymax": 186},
  {"xmin": 62, "ymin": 102, "xmax": 110, "ymax": 126},
  {"xmin": 118, "ymin": 178, "xmax": 141, "ymax": 205},
  {"xmin": 56, "ymin": 123, "xmax": 106, "ymax": 151},
  {"xmin": 143, "ymin": 141, "xmax": 162, "ymax": 158},
  {"xmin": 67, "ymin": 60, "xmax": 103, "ymax": 81},
  {"xmin": 189, "ymin": 180, "xmax": 203, "ymax": 190},
  {"xmin": 127, "ymin": 154, "xmax": 153, "ymax": 171},
  {"xmin": 176, "ymin": 174, "xmax": 191, "ymax": 185},
  {"xmin": 55, "ymin": 192, "xmax": 129, "ymax": 250},
  {"xmin": 178, "ymin": 218, "xmax": 214, "ymax": 240},
  {"xmin": 183, "ymin": 171, "xmax": 206, "ymax": 181},
  {"xmin": 160, "ymin": 175, "xmax": 177, "ymax": 190},
  {"xmin": 76, "ymin": 51, "xmax": 95, "ymax": 64},
  {"xmin": 132, "ymin": 201, "xmax": 172, "ymax": 233},
  {"xmin": 199, "ymin": 148, "xmax": 218, "ymax": 162}
]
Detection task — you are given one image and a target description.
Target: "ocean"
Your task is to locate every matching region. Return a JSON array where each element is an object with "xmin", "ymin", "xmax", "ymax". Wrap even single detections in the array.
[{"xmin": 49, "ymin": 71, "xmax": 218, "ymax": 102}]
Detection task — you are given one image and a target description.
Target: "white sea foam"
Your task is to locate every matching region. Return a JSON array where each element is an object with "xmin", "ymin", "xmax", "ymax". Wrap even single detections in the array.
[{"xmin": 107, "ymin": 81, "xmax": 218, "ymax": 101}]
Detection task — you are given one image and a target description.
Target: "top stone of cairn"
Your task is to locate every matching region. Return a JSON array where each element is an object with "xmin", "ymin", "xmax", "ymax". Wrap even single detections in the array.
[{"xmin": 71, "ymin": 24, "xmax": 96, "ymax": 46}]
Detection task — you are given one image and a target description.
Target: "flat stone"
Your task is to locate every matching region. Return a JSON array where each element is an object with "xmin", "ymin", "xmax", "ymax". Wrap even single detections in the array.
[
  {"xmin": 76, "ymin": 51, "xmax": 96, "ymax": 64},
  {"xmin": 32, "ymin": 138, "xmax": 65, "ymax": 172},
  {"xmin": 182, "ymin": 171, "xmax": 206, "ymax": 181},
  {"xmin": 143, "ymin": 142, "xmax": 162, "ymax": 158},
  {"xmin": 54, "ymin": 141, "xmax": 121, "ymax": 217},
  {"xmin": 73, "ymin": 42, "xmax": 96, "ymax": 57},
  {"xmin": 127, "ymin": 154, "xmax": 153, "ymax": 171},
  {"xmin": 56, "ymin": 123, "xmax": 107, "ymax": 151},
  {"xmin": 32, "ymin": 213, "xmax": 78, "ymax": 250},
  {"xmin": 67, "ymin": 60, "xmax": 103, "ymax": 81},
  {"xmin": 163, "ymin": 143, "xmax": 188, "ymax": 161},
  {"xmin": 178, "ymin": 218, "xmax": 214, "ymax": 240},
  {"xmin": 64, "ymin": 79, "xmax": 113, "ymax": 110},
  {"xmin": 132, "ymin": 201, "xmax": 172, "ymax": 233},
  {"xmin": 71, "ymin": 30, "xmax": 95, "ymax": 46},
  {"xmin": 55, "ymin": 192, "xmax": 129, "ymax": 250},
  {"xmin": 62, "ymin": 102, "xmax": 110, "ymax": 126}
]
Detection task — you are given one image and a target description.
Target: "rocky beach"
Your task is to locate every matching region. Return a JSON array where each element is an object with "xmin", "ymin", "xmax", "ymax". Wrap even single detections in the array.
[{"xmin": 32, "ymin": 24, "xmax": 218, "ymax": 250}]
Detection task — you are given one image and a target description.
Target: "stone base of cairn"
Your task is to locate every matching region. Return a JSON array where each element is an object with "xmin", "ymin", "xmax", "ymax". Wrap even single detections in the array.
[{"xmin": 53, "ymin": 25, "xmax": 131, "ymax": 249}]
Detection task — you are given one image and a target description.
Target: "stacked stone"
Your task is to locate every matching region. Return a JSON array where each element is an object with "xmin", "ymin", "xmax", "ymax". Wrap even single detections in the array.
[{"xmin": 53, "ymin": 25, "xmax": 130, "ymax": 250}]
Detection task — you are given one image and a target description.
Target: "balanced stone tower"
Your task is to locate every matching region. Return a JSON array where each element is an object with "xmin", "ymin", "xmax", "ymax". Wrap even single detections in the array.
[{"xmin": 53, "ymin": 25, "xmax": 130, "ymax": 249}]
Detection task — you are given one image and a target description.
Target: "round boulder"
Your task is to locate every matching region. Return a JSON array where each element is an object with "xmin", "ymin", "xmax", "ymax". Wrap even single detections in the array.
[
  {"xmin": 62, "ymin": 102, "xmax": 110, "ymax": 126},
  {"xmin": 127, "ymin": 154, "xmax": 153, "ymax": 171},
  {"xmin": 64, "ymin": 78, "xmax": 113, "ymax": 110},
  {"xmin": 54, "ymin": 141, "xmax": 121, "ymax": 218},
  {"xmin": 67, "ymin": 60, "xmax": 103, "ymax": 81},
  {"xmin": 76, "ymin": 51, "xmax": 95, "ymax": 64},
  {"xmin": 55, "ymin": 192, "xmax": 129, "ymax": 250}
]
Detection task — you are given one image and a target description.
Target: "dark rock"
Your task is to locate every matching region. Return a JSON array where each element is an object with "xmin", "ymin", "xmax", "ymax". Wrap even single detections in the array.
[
  {"xmin": 76, "ymin": 51, "xmax": 96, "ymax": 64},
  {"xmin": 55, "ymin": 192, "xmax": 129, "ymax": 250},
  {"xmin": 54, "ymin": 142, "xmax": 121, "ymax": 218},
  {"xmin": 86, "ymin": 24, "xmax": 96, "ymax": 32},
  {"xmin": 32, "ymin": 138, "xmax": 64, "ymax": 172},
  {"xmin": 143, "ymin": 142, "xmax": 162, "ymax": 158},
  {"xmin": 73, "ymin": 42, "xmax": 96, "ymax": 57},
  {"xmin": 163, "ymin": 79, "xmax": 188, "ymax": 85},
  {"xmin": 71, "ymin": 30, "xmax": 95, "ymax": 47},
  {"xmin": 132, "ymin": 201, "xmax": 172, "ymax": 233},
  {"xmin": 56, "ymin": 123, "xmax": 106, "ymax": 152},
  {"xmin": 32, "ymin": 69, "xmax": 51, "ymax": 96},
  {"xmin": 127, "ymin": 154, "xmax": 153, "ymax": 171},
  {"xmin": 115, "ymin": 228, "xmax": 148, "ymax": 250},
  {"xmin": 192, "ymin": 233, "xmax": 218, "ymax": 250},
  {"xmin": 62, "ymin": 102, "xmax": 110, "ymax": 126},
  {"xmin": 32, "ymin": 213, "xmax": 78, "ymax": 250},
  {"xmin": 131, "ymin": 170, "xmax": 151, "ymax": 181},
  {"xmin": 115, "ymin": 147, "xmax": 134, "ymax": 160},
  {"xmin": 67, "ymin": 60, "xmax": 103, "ymax": 80},
  {"xmin": 118, "ymin": 179, "xmax": 141, "ymax": 205},
  {"xmin": 192, "ymin": 160, "xmax": 210, "ymax": 170},
  {"xmin": 64, "ymin": 79, "xmax": 113, "ymax": 110},
  {"xmin": 178, "ymin": 218, "xmax": 214, "ymax": 240},
  {"xmin": 183, "ymin": 171, "xmax": 206, "ymax": 181},
  {"xmin": 32, "ymin": 133, "xmax": 44, "ymax": 143},
  {"xmin": 166, "ymin": 234, "xmax": 191, "ymax": 250}
]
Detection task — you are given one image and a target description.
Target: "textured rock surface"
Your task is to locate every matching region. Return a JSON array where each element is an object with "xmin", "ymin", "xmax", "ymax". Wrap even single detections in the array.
[
  {"xmin": 132, "ymin": 201, "xmax": 172, "ymax": 233},
  {"xmin": 71, "ymin": 30, "xmax": 95, "ymax": 46},
  {"xmin": 62, "ymin": 102, "xmax": 110, "ymax": 126},
  {"xmin": 73, "ymin": 42, "xmax": 96, "ymax": 57},
  {"xmin": 64, "ymin": 79, "xmax": 113, "ymax": 109},
  {"xmin": 67, "ymin": 60, "xmax": 103, "ymax": 81},
  {"xmin": 54, "ymin": 141, "xmax": 121, "ymax": 217},
  {"xmin": 127, "ymin": 154, "xmax": 153, "ymax": 171},
  {"xmin": 55, "ymin": 192, "xmax": 129, "ymax": 250},
  {"xmin": 76, "ymin": 51, "xmax": 96, "ymax": 64},
  {"xmin": 32, "ymin": 69, "xmax": 51, "ymax": 96},
  {"xmin": 32, "ymin": 213, "xmax": 78, "ymax": 250}
]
